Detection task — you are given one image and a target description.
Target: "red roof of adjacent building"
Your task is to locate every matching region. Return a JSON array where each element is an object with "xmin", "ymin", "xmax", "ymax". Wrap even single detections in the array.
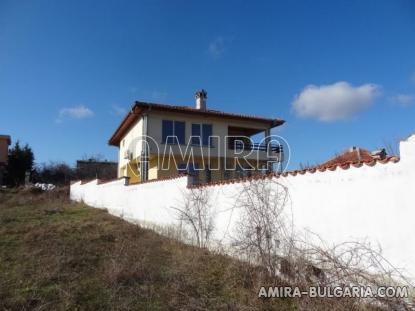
[
  {"xmin": 0, "ymin": 135, "xmax": 11, "ymax": 145},
  {"xmin": 317, "ymin": 147, "xmax": 377, "ymax": 168}
]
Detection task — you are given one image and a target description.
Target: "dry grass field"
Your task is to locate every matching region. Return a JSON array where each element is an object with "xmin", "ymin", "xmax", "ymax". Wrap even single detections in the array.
[{"xmin": 0, "ymin": 188, "xmax": 379, "ymax": 310}]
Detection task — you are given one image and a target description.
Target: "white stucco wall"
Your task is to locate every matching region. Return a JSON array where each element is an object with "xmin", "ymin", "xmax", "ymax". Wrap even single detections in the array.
[
  {"xmin": 70, "ymin": 177, "xmax": 187, "ymax": 227},
  {"xmin": 71, "ymin": 134, "xmax": 415, "ymax": 281},
  {"xmin": 118, "ymin": 118, "xmax": 143, "ymax": 177}
]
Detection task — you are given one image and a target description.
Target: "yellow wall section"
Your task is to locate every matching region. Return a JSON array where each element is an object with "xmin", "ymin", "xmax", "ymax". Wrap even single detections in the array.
[
  {"xmin": 116, "ymin": 109, "xmax": 278, "ymax": 182},
  {"xmin": 126, "ymin": 160, "xmax": 140, "ymax": 184}
]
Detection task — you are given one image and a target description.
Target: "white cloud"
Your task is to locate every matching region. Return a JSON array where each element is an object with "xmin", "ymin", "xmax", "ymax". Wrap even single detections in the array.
[
  {"xmin": 292, "ymin": 81, "xmax": 380, "ymax": 122},
  {"xmin": 208, "ymin": 37, "xmax": 226, "ymax": 59},
  {"xmin": 56, "ymin": 105, "xmax": 94, "ymax": 123},
  {"xmin": 111, "ymin": 104, "xmax": 127, "ymax": 116},
  {"xmin": 390, "ymin": 94, "xmax": 414, "ymax": 107}
]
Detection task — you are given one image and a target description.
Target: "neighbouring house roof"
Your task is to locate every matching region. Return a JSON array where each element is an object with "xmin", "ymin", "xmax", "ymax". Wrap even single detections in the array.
[
  {"xmin": 317, "ymin": 147, "xmax": 378, "ymax": 168},
  {"xmin": 108, "ymin": 101, "xmax": 285, "ymax": 146},
  {"xmin": 0, "ymin": 135, "xmax": 11, "ymax": 145}
]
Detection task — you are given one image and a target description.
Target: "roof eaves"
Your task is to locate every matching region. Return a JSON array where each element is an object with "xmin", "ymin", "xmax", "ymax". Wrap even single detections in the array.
[
  {"xmin": 108, "ymin": 108, "xmax": 142, "ymax": 147},
  {"xmin": 108, "ymin": 101, "xmax": 285, "ymax": 147}
]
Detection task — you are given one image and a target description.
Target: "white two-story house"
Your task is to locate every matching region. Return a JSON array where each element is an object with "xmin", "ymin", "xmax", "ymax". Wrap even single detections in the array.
[{"xmin": 108, "ymin": 90, "xmax": 285, "ymax": 184}]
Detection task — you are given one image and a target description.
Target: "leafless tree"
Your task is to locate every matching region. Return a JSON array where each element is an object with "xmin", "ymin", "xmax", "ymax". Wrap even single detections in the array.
[
  {"xmin": 233, "ymin": 178, "xmax": 294, "ymax": 276},
  {"xmin": 171, "ymin": 187, "xmax": 215, "ymax": 248},
  {"xmin": 233, "ymin": 178, "xmax": 414, "ymax": 310},
  {"xmin": 293, "ymin": 234, "xmax": 415, "ymax": 309},
  {"xmin": 382, "ymin": 138, "xmax": 400, "ymax": 157}
]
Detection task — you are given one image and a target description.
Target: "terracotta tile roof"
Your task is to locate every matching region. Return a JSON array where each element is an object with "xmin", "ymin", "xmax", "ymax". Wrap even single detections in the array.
[
  {"xmin": 317, "ymin": 147, "xmax": 377, "ymax": 168},
  {"xmin": 0, "ymin": 135, "xmax": 11, "ymax": 145},
  {"xmin": 108, "ymin": 101, "xmax": 285, "ymax": 146}
]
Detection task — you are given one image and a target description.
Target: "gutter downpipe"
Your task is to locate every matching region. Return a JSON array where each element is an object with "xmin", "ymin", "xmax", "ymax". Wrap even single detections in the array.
[{"xmin": 141, "ymin": 112, "xmax": 149, "ymax": 182}]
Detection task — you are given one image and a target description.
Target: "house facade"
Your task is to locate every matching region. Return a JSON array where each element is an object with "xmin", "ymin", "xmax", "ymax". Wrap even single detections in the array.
[
  {"xmin": 108, "ymin": 90, "xmax": 285, "ymax": 184},
  {"xmin": 0, "ymin": 135, "xmax": 11, "ymax": 186}
]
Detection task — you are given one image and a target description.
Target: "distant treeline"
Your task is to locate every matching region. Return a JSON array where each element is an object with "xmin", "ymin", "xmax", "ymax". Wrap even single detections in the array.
[{"xmin": 3, "ymin": 141, "xmax": 117, "ymax": 187}]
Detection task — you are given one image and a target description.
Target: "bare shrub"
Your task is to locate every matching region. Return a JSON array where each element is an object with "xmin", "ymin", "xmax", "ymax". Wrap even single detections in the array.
[
  {"xmin": 233, "ymin": 177, "xmax": 414, "ymax": 310},
  {"xmin": 171, "ymin": 187, "xmax": 215, "ymax": 248},
  {"xmin": 233, "ymin": 178, "xmax": 294, "ymax": 276},
  {"xmin": 292, "ymin": 236, "xmax": 414, "ymax": 310}
]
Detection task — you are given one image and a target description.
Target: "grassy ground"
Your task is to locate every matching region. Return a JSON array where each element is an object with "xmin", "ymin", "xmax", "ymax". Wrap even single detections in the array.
[{"xmin": 0, "ymin": 188, "xmax": 376, "ymax": 310}]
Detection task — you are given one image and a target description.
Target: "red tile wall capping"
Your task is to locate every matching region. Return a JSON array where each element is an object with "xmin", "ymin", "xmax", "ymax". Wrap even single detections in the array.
[
  {"xmin": 71, "ymin": 178, "xmax": 99, "ymax": 185},
  {"xmin": 188, "ymin": 156, "xmax": 400, "ymax": 189},
  {"xmin": 74, "ymin": 174, "xmax": 188, "ymax": 187},
  {"xmin": 97, "ymin": 177, "xmax": 124, "ymax": 185},
  {"xmin": 74, "ymin": 156, "xmax": 400, "ymax": 189},
  {"xmin": 127, "ymin": 173, "xmax": 188, "ymax": 186},
  {"xmin": 72, "ymin": 177, "xmax": 122, "ymax": 185}
]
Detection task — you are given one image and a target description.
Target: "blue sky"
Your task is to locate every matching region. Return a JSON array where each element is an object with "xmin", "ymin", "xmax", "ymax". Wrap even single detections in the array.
[{"xmin": 1, "ymin": 0, "xmax": 414, "ymax": 168}]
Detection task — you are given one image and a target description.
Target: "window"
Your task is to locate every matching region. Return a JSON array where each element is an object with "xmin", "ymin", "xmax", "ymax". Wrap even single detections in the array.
[
  {"xmin": 175, "ymin": 121, "xmax": 185, "ymax": 144},
  {"xmin": 162, "ymin": 120, "xmax": 173, "ymax": 143},
  {"xmin": 202, "ymin": 124, "xmax": 212, "ymax": 146},
  {"xmin": 162, "ymin": 120, "xmax": 185, "ymax": 144},
  {"xmin": 191, "ymin": 124, "xmax": 201, "ymax": 145},
  {"xmin": 191, "ymin": 123, "xmax": 213, "ymax": 146}
]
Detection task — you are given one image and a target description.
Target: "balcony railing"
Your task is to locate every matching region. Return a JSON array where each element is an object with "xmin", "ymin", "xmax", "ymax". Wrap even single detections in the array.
[{"xmin": 229, "ymin": 140, "xmax": 283, "ymax": 153}]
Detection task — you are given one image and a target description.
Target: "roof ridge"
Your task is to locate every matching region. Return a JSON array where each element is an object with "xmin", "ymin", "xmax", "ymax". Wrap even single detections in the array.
[{"xmin": 134, "ymin": 100, "xmax": 284, "ymax": 122}]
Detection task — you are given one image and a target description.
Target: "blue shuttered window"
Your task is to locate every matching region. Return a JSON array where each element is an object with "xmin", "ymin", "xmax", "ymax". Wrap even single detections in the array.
[
  {"xmin": 202, "ymin": 124, "xmax": 212, "ymax": 146},
  {"xmin": 191, "ymin": 123, "xmax": 213, "ymax": 146},
  {"xmin": 162, "ymin": 120, "xmax": 185, "ymax": 144},
  {"xmin": 162, "ymin": 120, "xmax": 212, "ymax": 146},
  {"xmin": 191, "ymin": 124, "xmax": 201, "ymax": 145},
  {"xmin": 162, "ymin": 120, "xmax": 173, "ymax": 144},
  {"xmin": 174, "ymin": 121, "xmax": 185, "ymax": 145}
]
